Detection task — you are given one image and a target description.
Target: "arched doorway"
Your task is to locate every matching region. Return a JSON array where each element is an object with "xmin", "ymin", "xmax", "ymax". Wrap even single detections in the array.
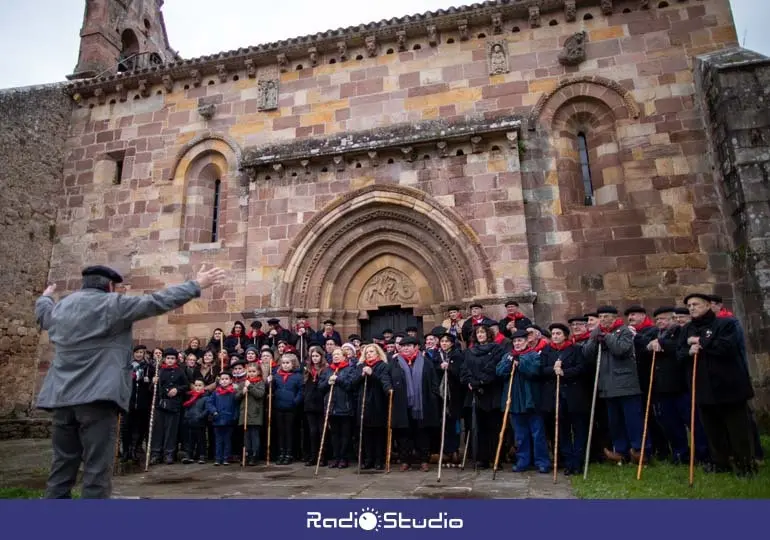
[
  {"xmin": 275, "ymin": 184, "xmax": 495, "ymax": 337},
  {"xmin": 118, "ymin": 29, "xmax": 140, "ymax": 72}
]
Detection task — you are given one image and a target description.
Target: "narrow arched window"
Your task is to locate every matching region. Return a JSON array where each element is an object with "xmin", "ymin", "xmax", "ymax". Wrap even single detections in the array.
[
  {"xmin": 211, "ymin": 179, "xmax": 221, "ymax": 242},
  {"xmin": 577, "ymin": 132, "xmax": 594, "ymax": 206}
]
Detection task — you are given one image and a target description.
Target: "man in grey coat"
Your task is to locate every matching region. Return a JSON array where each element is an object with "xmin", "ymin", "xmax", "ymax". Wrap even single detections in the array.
[
  {"xmin": 582, "ymin": 305, "xmax": 648, "ymax": 465},
  {"xmin": 35, "ymin": 264, "xmax": 225, "ymax": 499}
]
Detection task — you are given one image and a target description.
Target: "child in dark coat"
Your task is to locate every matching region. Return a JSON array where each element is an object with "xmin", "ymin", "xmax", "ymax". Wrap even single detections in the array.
[
  {"xmin": 319, "ymin": 348, "xmax": 356, "ymax": 468},
  {"xmin": 351, "ymin": 343, "xmax": 393, "ymax": 470},
  {"xmin": 304, "ymin": 346, "xmax": 329, "ymax": 466},
  {"xmin": 268, "ymin": 353, "xmax": 303, "ymax": 464},
  {"xmin": 234, "ymin": 363, "xmax": 266, "ymax": 466},
  {"xmin": 182, "ymin": 378, "xmax": 209, "ymax": 464},
  {"xmin": 206, "ymin": 371, "xmax": 238, "ymax": 465},
  {"xmin": 150, "ymin": 348, "xmax": 189, "ymax": 465}
]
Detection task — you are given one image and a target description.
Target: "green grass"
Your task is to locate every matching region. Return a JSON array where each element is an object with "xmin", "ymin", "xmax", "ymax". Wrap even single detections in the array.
[
  {"xmin": 571, "ymin": 436, "xmax": 770, "ymax": 499},
  {"xmin": 0, "ymin": 487, "xmax": 45, "ymax": 499}
]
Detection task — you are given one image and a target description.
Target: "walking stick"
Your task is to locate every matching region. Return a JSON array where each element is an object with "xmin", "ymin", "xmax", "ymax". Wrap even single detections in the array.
[
  {"xmin": 437, "ymin": 368, "xmax": 449, "ymax": 482},
  {"xmin": 144, "ymin": 359, "xmax": 161, "ymax": 472},
  {"xmin": 241, "ymin": 384, "xmax": 249, "ymax": 467},
  {"xmin": 689, "ymin": 352, "xmax": 699, "ymax": 488},
  {"xmin": 386, "ymin": 389, "xmax": 393, "ymax": 473},
  {"xmin": 315, "ymin": 369, "xmax": 338, "ymax": 477},
  {"xmin": 113, "ymin": 413, "xmax": 122, "ymax": 476},
  {"xmin": 493, "ymin": 360, "xmax": 516, "ymax": 479},
  {"xmin": 583, "ymin": 344, "xmax": 602, "ymax": 480},
  {"xmin": 266, "ymin": 379, "xmax": 273, "ymax": 466},
  {"xmin": 471, "ymin": 394, "xmax": 479, "ymax": 472},
  {"xmin": 553, "ymin": 373, "xmax": 561, "ymax": 484},
  {"xmin": 637, "ymin": 351, "xmax": 657, "ymax": 480},
  {"xmin": 357, "ymin": 375, "xmax": 368, "ymax": 474},
  {"xmin": 220, "ymin": 336, "xmax": 225, "ymax": 372}
]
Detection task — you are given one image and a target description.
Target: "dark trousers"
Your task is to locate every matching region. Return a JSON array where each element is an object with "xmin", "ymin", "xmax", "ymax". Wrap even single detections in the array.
[
  {"xmin": 442, "ymin": 417, "xmax": 461, "ymax": 455},
  {"xmin": 293, "ymin": 406, "xmax": 304, "ymax": 459},
  {"xmin": 46, "ymin": 402, "xmax": 118, "ymax": 499},
  {"xmin": 306, "ymin": 412, "xmax": 324, "ymax": 462},
  {"xmin": 653, "ymin": 393, "xmax": 709, "ymax": 462},
  {"xmin": 230, "ymin": 427, "xmax": 243, "ymax": 459},
  {"xmin": 590, "ymin": 398, "xmax": 612, "ymax": 462},
  {"xmin": 244, "ymin": 426, "xmax": 261, "ymax": 456},
  {"xmin": 606, "ymin": 395, "xmax": 648, "ymax": 457},
  {"xmin": 511, "ymin": 412, "xmax": 551, "ymax": 470},
  {"xmin": 121, "ymin": 408, "xmax": 149, "ymax": 456},
  {"xmin": 557, "ymin": 408, "xmax": 589, "ymax": 472},
  {"xmin": 363, "ymin": 426, "xmax": 386, "ymax": 466},
  {"xmin": 466, "ymin": 408, "xmax": 499, "ymax": 465},
  {"xmin": 184, "ymin": 425, "xmax": 206, "ymax": 460},
  {"xmin": 206, "ymin": 424, "xmax": 215, "ymax": 460},
  {"xmin": 151, "ymin": 409, "xmax": 180, "ymax": 459},
  {"xmin": 276, "ymin": 410, "xmax": 295, "ymax": 456},
  {"xmin": 214, "ymin": 426, "xmax": 233, "ymax": 463},
  {"xmin": 699, "ymin": 401, "xmax": 754, "ymax": 472},
  {"xmin": 397, "ymin": 417, "xmax": 432, "ymax": 465},
  {"xmin": 330, "ymin": 416, "xmax": 352, "ymax": 462}
]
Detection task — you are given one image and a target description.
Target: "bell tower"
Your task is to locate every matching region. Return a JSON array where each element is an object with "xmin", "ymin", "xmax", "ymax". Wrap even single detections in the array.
[{"xmin": 68, "ymin": 0, "xmax": 179, "ymax": 80}]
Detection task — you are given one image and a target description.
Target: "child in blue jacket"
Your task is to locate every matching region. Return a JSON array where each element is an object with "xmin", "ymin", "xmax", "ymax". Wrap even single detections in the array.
[
  {"xmin": 206, "ymin": 371, "xmax": 238, "ymax": 465},
  {"xmin": 268, "ymin": 353, "xmax": 303, "ymax": 464},
  {"xmin": 319, "ymin": 348, "xmax": 356, "ymax": 468}
]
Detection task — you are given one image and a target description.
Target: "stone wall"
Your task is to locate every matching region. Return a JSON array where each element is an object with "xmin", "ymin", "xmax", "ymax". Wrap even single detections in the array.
[
  {"xmin": 0, "ymin": 84, "xmax": 71, "ymax": 418},
  {"xmin": 695, "ymin": 47, "xmax": 770, "ymax": 412}
]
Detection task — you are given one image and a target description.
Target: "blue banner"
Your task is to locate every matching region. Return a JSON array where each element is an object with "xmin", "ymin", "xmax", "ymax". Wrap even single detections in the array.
[{"xmin": 1, "ymin": 500, "xmax": 768, "ymax": 540}]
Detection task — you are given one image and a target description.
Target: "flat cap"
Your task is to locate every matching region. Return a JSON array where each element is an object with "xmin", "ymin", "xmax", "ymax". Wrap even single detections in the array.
[
  {"xmin": 653, "ymin": 306, "xmax": 676, "ymax": 317},
  {"xmin": 82, "ymin": 265, "xmax": 123, "ymax": 283}
]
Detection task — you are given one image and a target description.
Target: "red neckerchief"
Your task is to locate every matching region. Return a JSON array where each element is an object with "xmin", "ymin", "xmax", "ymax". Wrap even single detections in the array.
[
  {"xmin": 472, "ymin": 316, "xmax": 484, "ymax": 324},
  {"xmin": 365, "ymin": 358, "xmax": 381, "ymax": 368},
  {"xmin": 512, "ymin": 346, "xmax": 534, "ymax": 357},
  {"xmin": 247, "ymin": 329, "xmax": 265, "ymax": 340},
  {"xmin": 400, "ymin": 349, "xmax": 419, "ymax": 366},
  {"xmin": 549, "ymin": 341, "xmax": 571, "ymax": 351},
  {"xmin": 247, "ymin": 376, "xmax": 262, "ymax": 384},
  {"xmin": 161, "ymin": 363, "xmax": 177, "ymax": 370},
  {"xmin": 183, "ymin": 390, "xmax": 205, "ymax": 408},
  {"xmin": 632, "ymin": 316, "xmax": 654, "ymax": 331},
  {"xmin": 331, "ymin": 360, "xmax": 349, "ymax": 371},
  {"xmin": 717, "ymin": 308, "xmax": 734, "ymax": 318},
  {"xmin": 572, "ymin": 332, "xmax": 590, "ymax": 343},
  {"xmin": 600, "ymin": 318, "xmax": 625, "ymax": 333},
  {"xmin": 309, "ymin": 366, "xmax": 322, "ymax": 382},
  {"xmin": 277, "ymin": 369, "xmax": 292, "ymax": 383},
  {"xmin": 494, "ymin": 333, "xmax": 506, "ymax": 344},
  {"xmin": 284, "ymin": 345, "xmax": 297, "ymax": 354},
  {"xmin": 532, "ymin": 338, "xmax": 549, "ymax": 352},
  {"xmin": 270, "ymin": 360, "xmax": 278, "ymax": 369},
  {"xmin": 216, "ymin": 385, "xmax": 234, "ymax": 395}
]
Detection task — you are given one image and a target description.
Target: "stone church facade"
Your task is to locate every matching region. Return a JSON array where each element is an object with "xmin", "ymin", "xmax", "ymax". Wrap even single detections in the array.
[{"xmin": 1, "ymin": 0, "xmax": 769, "ymax": 428}]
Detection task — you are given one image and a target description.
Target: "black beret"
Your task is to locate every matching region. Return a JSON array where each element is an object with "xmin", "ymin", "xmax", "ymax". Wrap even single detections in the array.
[
  {"xmin": 447, "ymin": 305, "xmax": 461, "ymax": 312},
  {"xmin": 584, "ymin": 312, "xmax": 598, "ymax": 318},
  {"xmin": 323, "ymin": 319, "xmax": 336, "ymax": 326},
  {"xmin": 383, "ymin": 328, "xmax": 394, "ymax": 334},
  {"xmin": 674, "ymin": 307, "xmax": 690, "ymax": 315},
  {"xmin": 348, "ymin": 334, "xmax": 361, "ymax": 341},
  {"xmin": 596, "ymin": 306, "xmax": 618, "ymax": 315},
  {"xmin": 82, "ymin": 265, "xmax": 123, "ymax": 283},
  {"xmin": 405, "ymin": 326, "xmax": 418, "ymax": 332},
  {"xmin": 511, "ymin": 330, "xmax": 528, "ymax": 340},
  {"xmin": 469, "ymin": 303, "xmax": 483, "ymax": 309},
  {"xmin": 163, "ymin": 348, "xmax": 178, "ymax": 357},
  {"xmin": 220, "ymin": 370, "xmax": 233, "ymax": 377},
  {"xmin": 549, "ymin": 323, "xmax": 571, "ymax": 336},
  {"xmin": 394, "ymin": 332, "xmax": 406, "ymax": 338},
  {"xmin": 526, "ymin": 324, "xmax": 545, "ymax": 334},
  {"xmin": 133, "ymin": 345, "xmax": 147, "ymax": 352},
  {"xmin": 295, "ymin": 313, "xmax": 309, "ymax": 319},
  {"xmin": 230, "ymin": 358, "xmax": 246, "ymax": 368},
  {"xmin": 427, "ymin": 326, "xmax": 446, "ymax": 338},
  {"xmin": 568, "ymin": 317, "xmax": 588, "ymax": 324},
  {"xmin": 250, "ymin": 320, "xmax": 262, "ymax": 329},
  {"xmin": 709, "ymin": 294, "xmax": 723, "ymax": 303},
  {"xmin": 504, "ymin": 299, "xmax": 519, "ymax": 307},
  {"xmin": 267, "ymin": 318, "xmax": 280, "ymax": 325},
  {"xmin": 684, "ymin": 293, "xmax": 712, "ymax": 305},
  {"xmin": 624, "ymin": 305, "xmax": 646, "ymax": 316},
  {"xmin": 400, "ymin": 336, "xmax": 419, "ymax": 346},
  {"xmin": 438, "ymin": 332, "xmax": 457, "ymax": 342},
  {"xmin": 653, "ymin": 306, "xmax": 676, "ymax": 317}
]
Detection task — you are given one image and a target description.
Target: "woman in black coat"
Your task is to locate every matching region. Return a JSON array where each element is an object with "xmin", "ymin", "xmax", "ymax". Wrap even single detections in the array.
[
  {"xmin": 436, "ymin": 332, "xmax": 466, "ymax": 464},
  {"xmin": 460, "ymin": 323, "xmax": 504, "ymax": 469},
  {"xmin": 351, "ymin": 344, "xmax": 393, "ymax": 470}
]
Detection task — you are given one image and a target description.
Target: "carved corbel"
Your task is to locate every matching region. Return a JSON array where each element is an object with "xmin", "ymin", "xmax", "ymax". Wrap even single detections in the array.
[
  {"xmin": 300, "ymin": 159, "xmax": 311, "ymax": 174},
  {"xmin": 94, "ymin": 88, "xmax": 106, "ymax": 105},
  {"xmin": 272, "ymin": 163, "xmax": 284, "ymax": 178},
  {"xmin": 426, "ymin": 24, "xmax": 439, "ymax": 47},
  {"xmin": 529, "ymin": 7, "xmax": 541, "ymax": 28},
  {"xmin": 601, "ymin": 0, "xmax": 614, "ymax": 15},
  {"xmin": 365, "ymin": 36, "xmax": 378, "ymax": 57},
  {"xmin": 198, "ymin": 103, "xmax": 215, "ymax": 120},
  {"xmin": 333, "ymin": 155, "xmax": 346, "ymax": 171},
  {"xmin": 138, "ymin": 79, "xmax": 150, "ymax": 98},
  {"xmin": 190, "ymin": 70, "xmax": 201, "ymax": 87},
  {"xmin": 162, "ymin": 74, "xmax": 174, "ymax": 92},
  {"xmin": 277, "ymin": 53, "xmax": 289, "ymax": 73},
  {"xmin": 470, "ymin": 136, "xmax": 483, "ymax": 154},
  {"xmin": 216, "ymin": 64, "xmax": 228, "ymax": 83},
  {"xmin": 491, "ymin": 12, "xmax": 503, "ymax": 35},
  {"xmin": 564, "ymin": 0, "xmax": 577, "ymax": 22},
  {"xmin": 506, "ymin": 131, "xmax": 519, "ymax": 150},
  {"xmin": 400, "ymin": 146, "xmax": 416, "ymax": 162},
  {"xmin": 558, "ymin": 31, "xmax": 587, "ymax": 66},
  {"xmin": 337, "ymin": 41, "xmax": 348, "ymax": 62},
  {"xmin": 116, "ymin": 83, "xmax": 128, "ymax": 102},
  {"xmin": 436, "ymin": 141, "xmax": 449, "ymax": 158},
  {"xmin": 308, "ymin": 47, "xmax": 319, "ymax": 67},
  {"xmin": 397, "ymin": 30, "xmax": 407, "ymax": 52},
  {"xmin": 245, "ymin": 59, "xmax": 256, "ymax": 78},
  {"xmin": 368, "ymin": 151, "xmax": 379, "ymax": 167},
  {"xmin": 457, "ymin": 19, "xmax": 469, "ymax": 41}
]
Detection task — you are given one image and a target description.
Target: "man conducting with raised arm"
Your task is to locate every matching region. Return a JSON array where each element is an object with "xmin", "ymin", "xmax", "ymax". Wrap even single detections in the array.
[{"xmin": 35, "ymin": 264, "xmax": 226, "ymax": 499}]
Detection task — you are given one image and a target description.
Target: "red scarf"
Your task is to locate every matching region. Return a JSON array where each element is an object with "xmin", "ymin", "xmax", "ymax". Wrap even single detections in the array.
[
  {"xmin": 512, "ymin": 346, "xmax": 534, "ymax": 357},
  {"xmin": 161, "ymin": 363, "xmax": 177, "ymax": 370},
  {"xmin": 365, "ymin": 358, "xmax": 381, "ymax": 368},
  {"xmin": 549, "ymin": 340, "xmax": 571, "ymax": 352},
  {"xmin": 247, "ymin": 329, "xmax": 265, "ymax": 340},
  {"xmin": 270, "ymin": 360, "xmax": 278, "ymax": 370},
  {"xmin": 717, "ymin": 307, "xmax": 734, "ymax": 318},
  {"xmin": 632, "ymin": 316, "xmax": 654, "ymax": 331},
  {"xmin": 183, "ymin": 390, "xmax": 205, "ymax": 408},
  {"xmin": 216, "ymin": 385, "xmax": 235, "ymax": 395},
  {"xmin": 533, "ymin": 338, "xmax": 549, "ymax": 352},
  {"xmin": 400, "ymin": 349, "xmax": 419, "ymax": 366},
  {"xmin": 247, "ymin": 376, "xmax": 262, "ymax": 384},
  {"xmin": 277, "ymin": 369, "xmax": 292, "ymax": 383},
  {"xmin": 472, "ymin": 316, "xmax": 484, "ymax": 325},
  {"xmin": 494, "ymin": 332, "xmax": 506, "ymax": 344},
  {"xmin": 331, "ymin": 360, "xmax": 349, "ymax": 371},
  {"xmin": 572, "ymin": 332, "xmax": 590, "ymax": 344},
  {"xmin": 309, "ymin": 366, "xmax": 322, "ymax": 382},
  {"xmin": 599, "ymin": 318, "xmax": 625, "ymax": 333}
]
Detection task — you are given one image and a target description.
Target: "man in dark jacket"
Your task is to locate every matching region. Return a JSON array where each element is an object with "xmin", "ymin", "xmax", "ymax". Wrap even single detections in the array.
[
  {"xmin": 121, "ymin": 344, "xmax": 155, "ymax": 464},
  {"xmin": 678, "ymin": 293, "xmax": 756, "ymax": 476},
  {"xmin": 35, "ymin": 264, "xmax": 225, "ymax": 498}
]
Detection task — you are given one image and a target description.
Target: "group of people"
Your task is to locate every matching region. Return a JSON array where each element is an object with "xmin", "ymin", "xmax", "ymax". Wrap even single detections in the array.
[
  {"xmin": 35, "ymin": 264, "xmax": 763, "ymax": 499},
  {"xmin": 121, "ymin": 295, "xmax": 763, "ymax": 478}
]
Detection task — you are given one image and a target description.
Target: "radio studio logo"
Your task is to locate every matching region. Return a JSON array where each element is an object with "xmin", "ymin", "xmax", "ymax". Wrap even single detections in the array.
[{"xmin": 306, "ymin": 506, "xmax": 464, "ymax": 531}]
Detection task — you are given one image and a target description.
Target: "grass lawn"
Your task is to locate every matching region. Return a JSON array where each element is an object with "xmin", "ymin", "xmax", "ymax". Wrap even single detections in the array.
[
  {"xmin": 0, "ymin": 487, "xmax": 45, "ymax": 499},
  {"xmin": 571, "ymin": 436, "xmax": 770, "ymax": 499}
]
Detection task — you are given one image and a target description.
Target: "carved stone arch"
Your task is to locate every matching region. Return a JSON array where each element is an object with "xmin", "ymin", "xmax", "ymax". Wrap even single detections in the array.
[
  {"xmin": 274, "ymin": 185, "xmax": 495, "ymax": 310},
  {"xmin": 527, "ymin": 75, "xmax": 641, "ymax": 131},
  {"xmin": 168, "ymin": 132, "xmax": 243, "ymax": 182}
]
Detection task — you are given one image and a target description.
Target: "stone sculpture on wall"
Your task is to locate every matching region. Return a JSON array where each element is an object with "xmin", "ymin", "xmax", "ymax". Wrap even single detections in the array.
[
  {"xmin": 487, "ymin": 40, "xmax": 510, "ymax": 75},
  {"xmin": 361, "ymin": 268, "xmax": 417, "ymax": 306},
  {"xmin": 558, "ymin": 31, "xmax": 587, "ymax": 66},
  {"xmin": 258, "ymin": 79, "xmax": 279, "ymax": 111}
]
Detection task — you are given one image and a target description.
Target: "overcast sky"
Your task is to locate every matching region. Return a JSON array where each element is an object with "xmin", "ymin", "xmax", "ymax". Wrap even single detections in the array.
[{"xmin": 0, "ymin": 0, "xmax": 767, "ymax": 89}]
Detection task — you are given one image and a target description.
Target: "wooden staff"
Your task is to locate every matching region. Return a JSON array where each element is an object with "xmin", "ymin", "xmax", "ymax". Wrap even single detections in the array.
[
  {"xmin": 689, "ymin": 352, "xmax": 699, "ymax": 488},
  {"xmin": 113, "ymin": 413, "xmax": 122, "ymax": 476},
  {"xmin": 241, "ymin": 382, "xmax": 249, "ymax": 467},
  {"xmin": 637, "ymin": 350, "xmax": 657, "ymax": 480},
  {"xmin": 220, "ymin": 335, "xmax": 225, "ymax": 372},
  {"xmin": 385, "ymin": 389, "xmax": 394, "ymax": 473},
  {"xmin": 315, "ymin": 368, "xmax": 338, "ymax": 477},
  {"xmin": 144, "ymin": 358, "xmax": 161, "ymax": 472},
  {"xmin": 553, "ymin": 373, "xmax": 561, "ymax": 484},
  {"xmin": 266, "ymin": 373, "xmax": 273, "ymax": 466},
  {"xmin": 357, "ymin": 375, "xmax": 368, "ymax": 474},
  {"xmin": 493, "ymin": 359, "xmax": 516, "ymax": 480},
  {"xmin": 460, "ymin": 410, "xmax": 471, "ymax": 471},
  {"xmin": 437, "ymin": 367, "xmax": 449, "ymax": 482},
  {"xmin": 583, "ymin": 343, "xmax": 602, "ymax": 480}
]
